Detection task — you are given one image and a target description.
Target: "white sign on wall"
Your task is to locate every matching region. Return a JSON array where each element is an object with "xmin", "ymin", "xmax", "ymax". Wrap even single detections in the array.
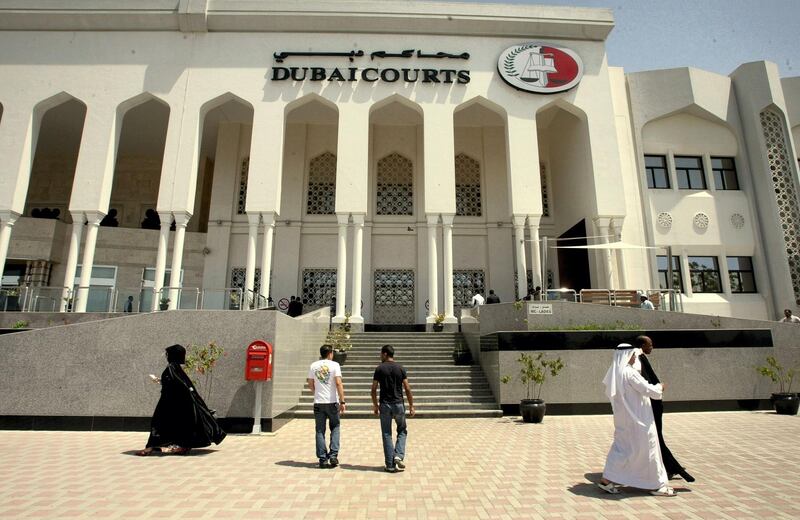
[{"xmin": 528, "ymin": 303, "xmax": 553, "ymax": 315}]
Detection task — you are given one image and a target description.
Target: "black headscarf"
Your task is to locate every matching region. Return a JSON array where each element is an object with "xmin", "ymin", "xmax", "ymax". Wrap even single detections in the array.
[{"xmin": 165, "ymin": 344, "xmax": 186, "ymax": 364}]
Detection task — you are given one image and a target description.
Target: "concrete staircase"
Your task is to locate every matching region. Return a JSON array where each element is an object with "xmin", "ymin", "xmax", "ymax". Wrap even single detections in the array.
[{"xmin": 296, "ymin": 332, "xmax": 502, "ymax": 418}]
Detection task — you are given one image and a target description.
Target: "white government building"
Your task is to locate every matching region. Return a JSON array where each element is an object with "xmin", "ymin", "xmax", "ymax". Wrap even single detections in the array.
[{"xmin": 0, "ymin": 1, "xmax": 799, "ymax": 326}]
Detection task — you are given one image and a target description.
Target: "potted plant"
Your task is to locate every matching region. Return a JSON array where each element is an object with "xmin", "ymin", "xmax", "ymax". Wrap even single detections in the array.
[
  {"xmin": 343, "ymin": 311, "xmax": 352, "ymax": 332},
  {"xmin": 453, "ymin": 342, "xmax": 472, "ymax": 365},
  {"xmin": 159, "ymin": 297, "xmax": 170, "ymax": 311},
  {"xmin": 756, "ymin": 356, "xmax": 798, "ymax": 415},
  {"xmin": 502, "ymin": 352, "xmax": 565, "ymax": 423},
  {"xmin": 328, "ymin": 325, "xmax": 352, "ymax": 365},
  {"xmin": 229, "ymin": 291, "xmax": 241, "ymax": 310},
  {"xmin": 63, "ymin": 296, "xmax": 74, "ymax": 312},
  {"xmin": 433, "ymin": 313, "xmax": 445, "ymax": 332}
]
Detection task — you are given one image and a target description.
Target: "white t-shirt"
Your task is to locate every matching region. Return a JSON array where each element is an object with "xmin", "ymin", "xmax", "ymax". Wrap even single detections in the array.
[
  {"xmin": 471, "ymin": 293, "xmax": 485, "ymax": 307},
  {"xmin": 307, "ymin": 359, "xmax": 342, "ymax": 403},
  {"xmin": 780, "ymin": 315, "xmax": 800, "ymax": 323}
]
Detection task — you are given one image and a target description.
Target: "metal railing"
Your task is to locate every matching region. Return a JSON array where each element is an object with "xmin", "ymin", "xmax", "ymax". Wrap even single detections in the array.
[
  {"xmin": 26, "ymin": 286, "xmax": 69, "ymax": 312},
  {"xmin": 545, "ymin": 289, "xmax": 578, "ymax": 302},
  {"xmin": 156, "ymin": 287, "xmax": 201, "ymax": 310},
  {"xmin": 0, "ymin": 287, "xmax": 27, "ymax": 312},
  {"xmin": 246, "ymin": 289, "xmax": 269, "ymax": 310},
  {"xmin": 73, "ymin": 286, "xmax": 116, "ymax": 312},
  {"xmin": 572, "ymin": 288, "xmax": 683, "ymax": 312},
  {"xmin": 113, "ymin": 287, "xmax": 155, "ymax": 313},
  {"xmin": 578, "ymin": 289, "xmax": 612, "ymax": 305},
  {"xmin": 200, "ymin": 288, "xmax": 245, "ymax": 310}
]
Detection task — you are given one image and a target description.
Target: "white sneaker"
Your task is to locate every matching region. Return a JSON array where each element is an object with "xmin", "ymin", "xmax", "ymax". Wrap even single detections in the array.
[{"xmin": 394, "ymin": 456, "xmax": 406, "ymax": 471}]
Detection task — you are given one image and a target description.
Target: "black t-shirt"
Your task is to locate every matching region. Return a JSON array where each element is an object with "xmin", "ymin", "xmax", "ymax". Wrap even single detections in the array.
[{"xmin": 373, "ymin": 361, "xmax": 407, "ymax": 404}]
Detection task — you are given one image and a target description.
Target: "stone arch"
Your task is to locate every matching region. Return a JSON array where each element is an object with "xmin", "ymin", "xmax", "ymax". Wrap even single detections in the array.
[
  {"xmin": 370, "ymin": 93, "xmax": 423, "ymax": 118},
  {"xmin": 285, "ymin": 92, "xmax": 338, "ymax": 118},
  {"xmin": 108, "ymin": 93, "xmax": 171, "ymax": 229},
  {"xmin": 642, "ymin": 105, "xmax": 738, "ymax": 157},
  {"xmin": 24, "ymin": 92, "xmax": 88, "ymax": 224}
]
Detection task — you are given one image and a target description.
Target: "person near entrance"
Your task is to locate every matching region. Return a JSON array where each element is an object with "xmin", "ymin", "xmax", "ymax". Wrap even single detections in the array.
[
  {"xmin": 486, "ymin": 289, "xmax": 501, "ymax": 304},
  {"xmin": 371, "ymin": 344, "xmax": 415, "ymax": 472},
  {"xmin": 636, "ymin": 335, "xmax": 695, "ymax": 483},
  {"xmin": 780, "ymin": 308, "xmax": 800, "ymax": 323},
  {"xmin": 640, "ymin": 294, "xmax": 655, "ymax": 310},
  {"xmin": 307, "ymin": 344, "xmax": 346, "ymax": 468}
]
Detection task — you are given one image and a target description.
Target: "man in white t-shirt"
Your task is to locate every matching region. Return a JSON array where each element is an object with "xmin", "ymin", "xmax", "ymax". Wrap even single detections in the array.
[
  {"xmin": 780, "ymin": 308, "xmax": 800, "ymax": 323},
  {"xmin": 307, "ymin": 344, "xmax": 346, "ymax": 468}
]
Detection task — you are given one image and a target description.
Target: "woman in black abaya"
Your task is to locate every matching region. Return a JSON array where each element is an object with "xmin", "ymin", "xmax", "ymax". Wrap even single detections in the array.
[{"xmin": 136, "ymin": 344, "xmax": 226, "ymax": 456}]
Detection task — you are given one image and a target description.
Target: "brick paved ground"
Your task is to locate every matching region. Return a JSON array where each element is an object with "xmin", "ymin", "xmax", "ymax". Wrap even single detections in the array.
[{"xmin": 1, "ymin": 411, "xmax": 798, "ymax": 519}]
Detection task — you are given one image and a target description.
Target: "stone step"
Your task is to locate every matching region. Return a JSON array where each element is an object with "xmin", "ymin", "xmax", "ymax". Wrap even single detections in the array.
[
  {"xmin": 300, "ymin": 395, "xmax": 497, "ymax": 404},
  {"xmin": 302, "ymin": 387, "xmax": 493, "ymax": 396}
]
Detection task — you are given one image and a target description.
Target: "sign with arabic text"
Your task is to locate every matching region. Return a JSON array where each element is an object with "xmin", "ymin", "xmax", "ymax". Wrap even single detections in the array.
[{"xmin": 271, "ymin": 48, "xmax": 471, "ymax": 85}]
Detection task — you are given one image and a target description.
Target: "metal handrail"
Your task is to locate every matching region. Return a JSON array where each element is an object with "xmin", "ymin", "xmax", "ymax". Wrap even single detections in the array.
[
  {"xmin": 113, "ymin": 287, "xmax": 155, "ymax": 313},
  {"xmin": 74, "ymin": 286, "xmax": 116, "ymax": 312},
  {"xmin": 23, "ymin": 286, "xmax": 70, "ymax": 312},
  {"xmin": 200, "ymin": 288, "xmax": 245, "ymax": 310},
  {"xmin": 579, "ymin": 288, "xmax": 612, "ymax": 305},
  {"xmin": 246, "ymin": 289, "xmax": 269, "ymax": 310},
  {"xmin": 157, "ymin": 287, "xmax": 200, "ymax": 310},
  {"xmin": 545, "ymin": 289, "xmax": 578, "ymax": 302}
]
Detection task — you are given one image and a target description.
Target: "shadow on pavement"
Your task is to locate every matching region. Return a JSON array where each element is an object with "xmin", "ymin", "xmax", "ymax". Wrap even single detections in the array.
[
  {"xmin": 276, "ymin": 460, "xmax": 385, "ymax": 472},
  {"xmin": 121, "ymin": 448, "xmax": 218, "ymax": 457},
  {"xmin": 570, "ymin": 472, "xmax": 692, "ymax": 499}
]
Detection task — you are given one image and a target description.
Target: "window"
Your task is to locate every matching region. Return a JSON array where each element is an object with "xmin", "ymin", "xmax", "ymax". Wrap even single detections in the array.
[
  {"xmin": 376, "ymin": 153, "xmax": 413, "ymax": 215},
  {"xmin": 727, "ymin": 256, "xmax": 757, "ymax": 293},
  {"xmin": 301, "ymin": 269, "xmax": 336, "ymax": 306},
  {"xmin": 711, "ymin": 157, "xmax": 739, "ymax": 190},
  {"xmin": 657, "ymin": 255, "xmax": 683, "ymax": 292},
  {"xmin": 306, "ymin": 152, "xmax": 336, "ymax": 215},
  {"xmin": 455, "ymin": 154, "xmax": 482, "ymax": 216},
  {"xmin": 644, "ymin": 155, "xmax": 670, "ymax": 189},
  {"xmin": 688, "ymin": 256, "xmax": 722, "ymax": 293},
  {"xmin": 453, "ymin": 270, "xmax": 485, "ymax": 307},
  {"xmin": 675, "ymin": 156, "xmax": 706, "ymax": 189}
]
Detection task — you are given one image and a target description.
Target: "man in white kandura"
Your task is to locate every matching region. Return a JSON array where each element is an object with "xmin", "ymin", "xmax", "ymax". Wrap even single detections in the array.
[{"xmin": 597, "ymin": 343, "xmax": 676, "ymax": 497}]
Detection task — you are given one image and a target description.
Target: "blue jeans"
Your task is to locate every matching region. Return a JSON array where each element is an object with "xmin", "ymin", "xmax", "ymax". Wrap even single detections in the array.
[
  {"xmin": 379, "ymin": 402, "xmax": 407, "ymax": 468},
  {"xmin": 314, "ymin": 403, "xmax": 340, "ymax": 462}
]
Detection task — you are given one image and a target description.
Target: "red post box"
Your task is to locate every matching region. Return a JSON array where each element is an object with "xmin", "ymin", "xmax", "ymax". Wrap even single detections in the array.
[{"xmin": 245, "ymin": 340, "xmax": 273, "ymax": 381}]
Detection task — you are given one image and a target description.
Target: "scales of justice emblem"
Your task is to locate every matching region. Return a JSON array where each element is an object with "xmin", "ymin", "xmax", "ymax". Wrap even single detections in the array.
[
  {"xmin": 498, "ymin": 42, "xmax": 583, "ymax": 94},
  {"xmin": 520, "ymin": 46, "xmax": 557, "ymax": 85}
]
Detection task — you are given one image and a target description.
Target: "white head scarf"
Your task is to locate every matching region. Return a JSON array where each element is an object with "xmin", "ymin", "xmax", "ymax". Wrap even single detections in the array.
[{"xmin": 603, "ymin": 343, "xmax": 635, "ymax": 401}]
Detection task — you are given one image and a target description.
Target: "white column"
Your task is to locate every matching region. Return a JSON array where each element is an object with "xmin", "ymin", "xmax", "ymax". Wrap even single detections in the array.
[
  {"xmin": 0, "ymin": 211, "xmax": 20, "ymax": 290},
  {"xmin": 259, "ymin": 212, "xmax": 276, "ymax": 305},
  {"xmin": 61, "ymin": 213, "xmax": 84, "ymax": 311},
  {"xmin": 350, "ymin": 213, "xmax": 365, "ymax": 323},
  {"xmin": 245, "ymin": 213, "xmax": 260, "ymax": 309},
  {"xmin": 442, "ymin": 214, "xmax": 455, "ymax": 320},
  {"xmin": 168, "ymin": 212, "xmax": 191, "ymax": 310},
  {"xmin": 74, "ymin": 212, "xmax": 104, "ymax": 312},
  {"xmin": 334, "ymin": 213, "xmax": 349, "ymax": 321},
  {"xmin": 594, "ymin": 217, "xmax": 615, "ymax": 289},
  {"xmin": 427, "ymin": 214, "xmax": 439, "ymax": 318},
  {"xmin": 513, "ymin": 215, "xmax": 528, "ymax": 300},
  {"xmin": 612, "ymin": 217, "xmax": 627, "ymax": 288},
  {"xmin": 527, "ymin": 215, "xmax": 542, "ymax": 290},
  {"xmin": 152, "ymin": 212, "xmax": 172, "ymax": 311}
]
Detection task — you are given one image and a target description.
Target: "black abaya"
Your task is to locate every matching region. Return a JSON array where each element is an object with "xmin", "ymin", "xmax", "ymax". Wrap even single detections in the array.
[
  {"xmin": 146, "ymin": 362, "xmax": 226, "ymax": 449},
  {"xmin": 638, "ymin": 354, "xmax": 684, "ymax": 475}
]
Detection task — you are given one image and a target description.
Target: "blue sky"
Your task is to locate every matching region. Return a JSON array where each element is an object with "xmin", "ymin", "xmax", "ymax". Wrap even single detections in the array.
[{"xmin": 444, "ymin": 0, "xmax": 798, "ymax": 77}]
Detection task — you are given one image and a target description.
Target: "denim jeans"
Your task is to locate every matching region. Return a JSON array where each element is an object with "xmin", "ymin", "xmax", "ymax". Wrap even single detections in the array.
[
  {"xmin": 313, "ymin": 403, "xmax": 340, "ymax": 462},
  {"xmin": 379, "ymin": 401, "xmax": 407, "ymax": 467}
]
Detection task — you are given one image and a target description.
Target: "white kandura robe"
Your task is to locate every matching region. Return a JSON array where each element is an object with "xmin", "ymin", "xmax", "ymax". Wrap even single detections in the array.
[{"xmin": 602, "ymin": 366, "xmax": 668, "ymax": 490}]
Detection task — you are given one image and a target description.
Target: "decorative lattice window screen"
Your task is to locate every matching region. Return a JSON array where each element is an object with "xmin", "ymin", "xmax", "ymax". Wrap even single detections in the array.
[
  {"xmin": 453, "ymin": 270, "xmax": 485, "ymax": 307},
  {"xmin": 761, "ymin": 110, "xmax": 800, "ymax": 304},
  {"xmin": 306, "ymin": 152, "xmax": 336, "ymax": 215},
  {"xmin": 301, "ymin": 269, "xmax": 336, "ymax": 305},
  {"xmin": 455, "ymin": 154, "xmax": 482, "ymax": 216},
  {"xmin": 373, "ymin": 269, "xmax": 415, "ymax": 324},
  {"xmin": 513, "ymin": 270, "xmax": 535, "ymax": 300},
  {"xmin": 230, "ymin": 267, "xmax": 262, "ymax": 294},
  {"xmin": 237, "ymin": 158, "xmax": 249, "ymax": 215},
  {"xmin": 377, "ymin": 153, "xmax": 413, "ymax": 215},
  {"xmin": 540, "ymin": 162, "xmax": 550, "ymax": 217}
]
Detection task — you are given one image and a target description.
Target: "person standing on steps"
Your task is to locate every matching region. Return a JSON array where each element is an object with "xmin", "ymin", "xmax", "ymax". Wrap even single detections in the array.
[
  {"xmin": 307, "ymin": 344, "xmax": 346, "ymax": 469},
  {"xmin": 486, "ymin": 289, "xmax": 500, "ymax": 304},
  {"xmin": 371, "ymin": 344, "xmax": 415, "ymax": 473},
  {"xmin": 636, "ymin": 335, "xmax": 695, "ymax": 483}
]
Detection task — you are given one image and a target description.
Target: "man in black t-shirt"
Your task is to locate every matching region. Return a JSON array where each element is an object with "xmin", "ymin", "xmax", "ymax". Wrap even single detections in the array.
[{"xmin": 371, "ymin": 344, "xmax": 415, "ymax": 473}]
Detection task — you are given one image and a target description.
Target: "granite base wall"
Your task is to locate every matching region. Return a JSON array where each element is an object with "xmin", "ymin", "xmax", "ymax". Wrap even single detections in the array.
[{"xmin": 0, "ymin": 308, "xmax": 330, "ymax": 431}]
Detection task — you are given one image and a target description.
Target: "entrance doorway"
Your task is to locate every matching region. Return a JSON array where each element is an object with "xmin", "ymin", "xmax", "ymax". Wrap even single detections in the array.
[
  {"xmin": 372, "ymin": 269, "xmax": 415, "ymax": 324},
  {"xmin": 557, "ymin": 220, "xmax": 591, "ymax": 292}
]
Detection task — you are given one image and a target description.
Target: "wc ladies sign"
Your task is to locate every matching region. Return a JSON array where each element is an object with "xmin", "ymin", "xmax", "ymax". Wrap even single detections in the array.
[{"xmin": 497, "ymin": 43, "xmax": 583, "ymax": 94}]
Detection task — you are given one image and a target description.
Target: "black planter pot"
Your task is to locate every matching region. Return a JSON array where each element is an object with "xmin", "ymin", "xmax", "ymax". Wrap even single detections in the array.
[
  {"xmin": 333, "ymin": 351, "xmax": 348, "ymax": 365},
  {"xmin": 520, "ymin": 399, "xmax": 546, "ymax": 423},
  {"xmin": 159, "ymin": 303, "xmax": 169, "ymax": 311},
  {"xmin": 771, "ymin": 393, "xmax": 799, "ymax": 415},
  {"xmin": 433, "ymin": 323, "xmax": 444, "ymax": 332}
]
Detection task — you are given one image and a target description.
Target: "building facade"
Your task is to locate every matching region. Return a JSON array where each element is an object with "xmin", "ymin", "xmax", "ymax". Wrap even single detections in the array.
[{"xmin": 0, "ymin": 1, "xmax": 798, "ymax": 324}]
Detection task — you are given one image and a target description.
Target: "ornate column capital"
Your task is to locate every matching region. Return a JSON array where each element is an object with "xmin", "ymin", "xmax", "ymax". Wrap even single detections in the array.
[
  {"xmin": 336, "ymin": 212, "xmax": 350, "ymax": 226},
  {"xmin": 441, "ymin": 213, "xmax": 455, "ymax": 226},
  {"xmin": 172, "ymin": 211, "xmax": 192, "ymax": 227},
  {"xmin": 426, "ymin": 213, "xmax": 440, "ymax": 226},
  {"xmin": 84, "ymin": 210, "xmax": 106, "ymax": 226}
]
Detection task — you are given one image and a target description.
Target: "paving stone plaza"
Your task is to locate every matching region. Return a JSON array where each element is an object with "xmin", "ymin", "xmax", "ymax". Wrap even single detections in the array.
[{"xmin": 1, "ymin": 412, "xmax": 798, "ymax": 519}]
